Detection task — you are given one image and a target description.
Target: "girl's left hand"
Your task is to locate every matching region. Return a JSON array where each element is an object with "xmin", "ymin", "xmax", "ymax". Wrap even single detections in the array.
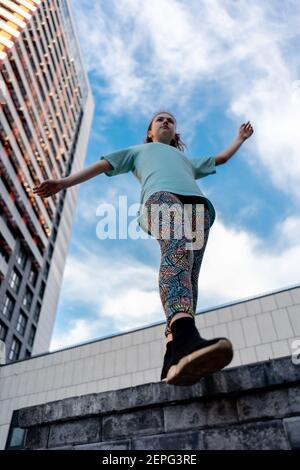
[{"xmin": 238, "ymin": 121, "xmax": 254, "ymax": 141}]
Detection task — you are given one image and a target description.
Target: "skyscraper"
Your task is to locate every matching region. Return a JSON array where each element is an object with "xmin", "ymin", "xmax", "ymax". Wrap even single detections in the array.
[{"xmin": 0, "ymin": 0, "xmax": 94, "ymax": 362}]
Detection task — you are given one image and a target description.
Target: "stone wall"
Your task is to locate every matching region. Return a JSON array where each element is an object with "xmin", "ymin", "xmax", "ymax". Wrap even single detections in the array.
[{"xmin": 10, "ymin": 355, "xmax": 300, "ymax": 450}]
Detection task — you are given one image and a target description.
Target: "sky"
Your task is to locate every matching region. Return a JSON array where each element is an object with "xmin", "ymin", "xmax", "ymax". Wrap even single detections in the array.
[{"xmin": 49, "ymin": 0, "xmax": 300, "ymax": 351}]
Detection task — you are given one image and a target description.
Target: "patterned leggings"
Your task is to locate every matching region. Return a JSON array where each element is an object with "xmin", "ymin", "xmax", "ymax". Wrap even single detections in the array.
[{"xmin": 144, "ymin": 191, "xmax": 210, "ymax": 338}]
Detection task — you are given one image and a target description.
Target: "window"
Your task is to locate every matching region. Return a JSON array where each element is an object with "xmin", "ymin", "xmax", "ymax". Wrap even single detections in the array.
[
  {"xmin": 7, "ymin": 427, "xmax": 26, "ymax": 448},
  {"xmin": 0, "ymin": 320, "xmax": 8, "ymax": 341},
  {"xmin": 9, "ymin": 337, "xmax": 21, "ymax": 361},
  {"xmin": 16, "ymin": 312, "xmax": 28, "ymax": 336},
  {"xmin": 48, "ymin": 243, "xmax": 54, "ymax": 259},
  {"xmin": 55, "ymin": 213, "xmax": 61, "ymax": 226},
  {"xmin": 25, "ymin": 350, "xmax": 31, "ymax": 359},
  {"xmin": 0, "ymin": 234, "xmax": 10, "ymax": 263},
  {"xmin": 9, "ymin": 269, "xmax": 21, "ymax": 293},
  {"xmin": 33, "ymin": 302, "xmax": 41, "ymax": 323},
  {"xmin": 39, "ymin": 280, "xmax": 46, "ymax": 299},
  {"xmin": 28, "ymin": 326, "xmax": 36, "ymax": 347},
  {"xmin": 1, "ymin": 293, "xmax": 15, "ymax": 319},
  {"xmin": 28, "ymin": 267, "xmax": 38, "ymax": 287},
  {"xmin": 51, "ymin": 226, "xmax": 57, "ymax": 242},
  {"xmin": 22, "ymin": 288, "xmax": 33, "ymax": 311},
  {"xmin": 16, "ymin": 246, "xmax": 28, "ymax": 270},
  {"xmin": 5, "ymin": 411, "xmax": 27, "ymax": 449},
  {"xmin": 44, "ymin": 261, "xmax": 50, "ymax": 279}
]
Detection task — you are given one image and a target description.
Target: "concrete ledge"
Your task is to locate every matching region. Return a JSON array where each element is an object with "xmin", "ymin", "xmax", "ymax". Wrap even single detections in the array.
[{"xmin": 12, "ymin": 356, "xmax": 300, "ymax": 450}]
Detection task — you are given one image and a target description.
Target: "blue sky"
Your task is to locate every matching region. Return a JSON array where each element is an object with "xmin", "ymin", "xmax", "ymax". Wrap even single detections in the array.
[{"xmin": 49, "ymin": 0, "xmax": 300, "ymax": 351}]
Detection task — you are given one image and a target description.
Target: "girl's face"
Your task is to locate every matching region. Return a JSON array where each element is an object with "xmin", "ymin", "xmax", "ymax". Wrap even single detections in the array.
[{"xmin": 148, "ymin": 113, "xmax": 176, "ymax": 145}]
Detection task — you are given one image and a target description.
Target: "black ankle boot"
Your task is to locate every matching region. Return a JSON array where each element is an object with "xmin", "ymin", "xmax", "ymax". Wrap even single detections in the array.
[
  {"xmin": 160, "ymin": 341, "xmax": 174, "ymax": 381},
  {"xmin": 170, "ymin": 317, "xmax": 207, "ymax": 363},
  {"xmin": 166, "ymin": 316, "xmax": 234, "ymax": 386}
]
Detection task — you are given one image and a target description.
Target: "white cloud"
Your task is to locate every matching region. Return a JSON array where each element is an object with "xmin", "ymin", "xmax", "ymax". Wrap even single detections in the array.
[
  {"xmin": 102, "ymin": 289, "xmax": 162, "ymax": 330},
  {"xmin": 50, "ymin": 318, "xmax": 96, "ymax": 351},
  {"xmin": 50, "ymin": 242, "xmax": 162, "ymax": 350},
  {"xmin": 75, "ymin": 185, "xmax": 122, "ymax": 224},
  {"xmin": 237, "ymin": 200, "xmax": 260, "ymax": 221},
  {"xmin": 201, "ymin": 215, "xmax": 300, "ymax": 305},
  {"xmin": 271, "ymin": 215, "xmax": 300, "ymax": 249},
  {"xmin": 73, "ymin": 0, "xmax": 300, "ymax": 201}
]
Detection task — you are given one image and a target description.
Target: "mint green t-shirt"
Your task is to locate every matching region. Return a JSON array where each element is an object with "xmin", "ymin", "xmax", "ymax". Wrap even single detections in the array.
[{"xmin": 100, "ymin": 141, "xmax": 217, "ymax": 234}]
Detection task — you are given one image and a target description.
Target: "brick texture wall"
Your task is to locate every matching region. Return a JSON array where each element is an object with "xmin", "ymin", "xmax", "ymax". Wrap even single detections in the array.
[{"xmin": 11, "ymin": 356, "xmax": 300, "ymax": 450}]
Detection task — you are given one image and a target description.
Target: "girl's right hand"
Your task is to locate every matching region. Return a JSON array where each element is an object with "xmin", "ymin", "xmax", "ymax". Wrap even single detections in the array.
[{"xmin": 32, "ymin": 179, "xmax": 65, "ymax": 198}]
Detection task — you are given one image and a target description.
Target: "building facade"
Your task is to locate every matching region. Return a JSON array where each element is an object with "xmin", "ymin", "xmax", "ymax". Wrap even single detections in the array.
[
  {"xmin": 0, "ymin": 0, "xmax": 94, "ymax": 361},
  {"xmin": 0, "ymin": 283, "xmax": 299, "ymax": 449}
]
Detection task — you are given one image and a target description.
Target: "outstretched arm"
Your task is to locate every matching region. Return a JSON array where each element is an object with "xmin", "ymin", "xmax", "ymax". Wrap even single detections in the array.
[
  {"xmin": 33, "ymin": 159, "xmax": 113, "ymax": 198},
  {"xmin": 215, "ymin": 121, "xmax": 254, "ymax": 165}
]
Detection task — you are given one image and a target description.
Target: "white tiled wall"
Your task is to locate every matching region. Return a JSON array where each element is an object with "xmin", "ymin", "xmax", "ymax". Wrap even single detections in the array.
[{"xmin": 0, "ymin": 285, "xmax": 299, "ymax": 449}]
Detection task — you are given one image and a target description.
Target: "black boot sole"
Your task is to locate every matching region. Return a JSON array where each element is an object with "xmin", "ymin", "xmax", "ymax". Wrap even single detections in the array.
[{"xmin": 165, "ymin": 338, "xmax": 233, "ymax": 386}]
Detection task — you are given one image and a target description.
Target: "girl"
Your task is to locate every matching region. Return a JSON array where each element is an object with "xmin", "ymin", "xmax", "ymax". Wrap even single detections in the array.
[{"xmin": 33, "ymin": 111, "xmax": 253, "ymax": 386}]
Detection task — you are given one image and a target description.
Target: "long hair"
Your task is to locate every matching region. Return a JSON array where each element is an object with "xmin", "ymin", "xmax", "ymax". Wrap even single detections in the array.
[{"xmin": 144, "ymin": 110, "xmax": 187, "ymax": 152}]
